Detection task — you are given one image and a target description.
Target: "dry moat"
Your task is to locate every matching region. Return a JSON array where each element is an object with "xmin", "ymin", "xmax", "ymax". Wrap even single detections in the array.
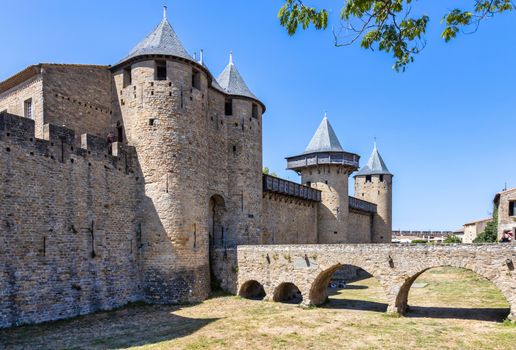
[{"xmin": 1, "ymin": 267, "xmax": 514, "ymax": 350}]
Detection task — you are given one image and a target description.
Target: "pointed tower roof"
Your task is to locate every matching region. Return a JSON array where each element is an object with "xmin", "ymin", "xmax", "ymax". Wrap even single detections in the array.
[
  {"xmin": 355, "ymin": 143, "xmax": 392, "ymax": 177},
  {"xmin": 118, "ymin": 5, "xmax": 194, "ymax": 64},
  {"xmin": 286, "ymin": 113, "xmax": 360, "ymax": 172},
  {"xmin": 304, "ymin": 114, "xmax": 344, "ymax": 154},
  {"xmin": 216, "ymin": 52, "xmax": 257, "ymax": 99}
]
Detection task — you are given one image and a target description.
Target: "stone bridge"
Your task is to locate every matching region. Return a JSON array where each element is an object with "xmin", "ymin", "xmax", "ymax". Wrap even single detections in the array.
[{"xmin": 235, "ymin": 244, "xmax": 516, "ymax": 320}]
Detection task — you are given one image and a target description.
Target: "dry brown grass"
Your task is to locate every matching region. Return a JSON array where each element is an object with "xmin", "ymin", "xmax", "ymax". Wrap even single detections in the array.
[{"xmin": 0, "ymin": 267, "xmax": 514, "ymax": 350}]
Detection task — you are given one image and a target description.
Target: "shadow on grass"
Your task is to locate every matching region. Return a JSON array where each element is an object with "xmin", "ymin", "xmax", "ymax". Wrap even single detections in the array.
[
  {"xmin": 406, "ymin": 306, "xmax": 510, "ymax": 322},
  {"xmin": 0, "ymin": 304, "xmax": 219, "ymax": 349},
  {"xmin": 323, "ymin": 298, "xmax": 389, "ymax": 312}
]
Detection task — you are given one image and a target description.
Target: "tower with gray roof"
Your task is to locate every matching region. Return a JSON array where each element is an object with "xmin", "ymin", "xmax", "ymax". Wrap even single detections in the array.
[
  {"xmin": 110, "ymin": 5, "xmax": 265, "ymax": 303},
  {"xmin": 354, "ymin": 143, "xmax": 393, "ymax": 243},
  {"xmin": 286, "ymin": 115, "xmax": 360, "ymax": 243}
]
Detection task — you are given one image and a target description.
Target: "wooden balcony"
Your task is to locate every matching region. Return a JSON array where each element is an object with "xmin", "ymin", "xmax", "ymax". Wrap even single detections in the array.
[
  {"xmin": 349, "ymin": 196, "xmax": 377, "ymax": 214},
  {"xmin": 286, "ymin": 151, "xmax": 360, "ymax": 171},
  {"xmin": 263, "ymin": 174, "xmax": 321, "ymax": 202}
]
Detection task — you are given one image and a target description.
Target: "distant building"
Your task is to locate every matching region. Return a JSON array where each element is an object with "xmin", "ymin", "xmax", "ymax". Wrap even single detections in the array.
[
  {"xmin": 494, "ymin": 188, "xmax": 516, "ymax": 240},
  {"xmin": 392, "ymin": 230, "xmax": 452, "ymax": 243},
  {"xmin": 462, "ymin": 218, "xmax": 491, "ymax": 243}
]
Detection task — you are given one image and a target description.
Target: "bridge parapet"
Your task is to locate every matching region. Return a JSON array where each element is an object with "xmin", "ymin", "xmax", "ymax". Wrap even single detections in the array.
[{"xmin": 236, "ymin": 244, "xmax": 516, "ymax": 321}]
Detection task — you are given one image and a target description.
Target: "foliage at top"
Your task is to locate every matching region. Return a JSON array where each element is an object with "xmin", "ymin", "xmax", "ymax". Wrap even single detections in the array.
[
  {"xmin": 263, "ymin": 167, "xmax": 278, "ymax": 177},
  {"xmin": 444, "ymin": 235, "xmax": 462, "ymax": 244},
  {"xmin": 473, "ymin": 206, "xmax": 499, "ymax": 243},
  {"xmin": 278, "ymin": 0, "xmax": 514, "ymax": 71}
]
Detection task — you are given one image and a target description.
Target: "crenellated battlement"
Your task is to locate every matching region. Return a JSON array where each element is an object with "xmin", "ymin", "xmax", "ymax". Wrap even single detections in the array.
[{"xmin": 0, "ymin": 112, "xmax": 137, "ymax": 174}]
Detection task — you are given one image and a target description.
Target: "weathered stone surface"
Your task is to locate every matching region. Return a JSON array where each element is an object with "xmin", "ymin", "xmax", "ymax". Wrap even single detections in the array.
[{"xmin": 236, "ymin": 244, "xmax": 516, "ymax": 321}]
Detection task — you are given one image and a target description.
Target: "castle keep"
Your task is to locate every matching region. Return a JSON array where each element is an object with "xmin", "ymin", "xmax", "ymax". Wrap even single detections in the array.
[{"xmin": 0, "ymin": 7, "xmax": 392, "ymax": 328}]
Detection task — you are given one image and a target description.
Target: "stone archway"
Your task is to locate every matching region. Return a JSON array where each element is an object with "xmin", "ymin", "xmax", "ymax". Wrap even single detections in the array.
[
  {"xmin": 273, "ymin": 282, "xmax": 303, "ymax": 304},
  {"xmin": 208, "ymin": 194, "xmax": 226, "ymax": 290},
  {"xmin": 239, "ymin": 280, "xmax": 266, "ymax": 300},
  {"xmin": 394, "ymin": 265, "xmax": 514, "ymax": 321}
]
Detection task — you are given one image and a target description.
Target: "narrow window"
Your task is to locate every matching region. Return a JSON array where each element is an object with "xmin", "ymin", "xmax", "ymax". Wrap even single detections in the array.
[
  {"xmin": 252, "ymin": 104, "xmax": 259, "ymax": 119},
  {"xmin": 156, "ymin": 61, "xmax": 167, "ymax": 81},
  {"xmin": 306, "ymin": 181, "xmax": 311, "ymax": 187},
  {"xmin": 510, "ymin": 201, "xmax": 515, "ymax": 217},
  {"xmin": 366, "ymin": 175, "xmax": 372, "ymax": 183},
  {"xmin": 116, "ymin": 122, "xmax": 124, "ymax": 142},
  {"xmin": 192, "ymin": 69, "xmax": 201, "ymax": 90},
  {"xmin": 149, "ymin": 118, "xmax": 156, "ymax": 126},
  {"xmin": 123, "ymin": 66, "xmax": 132, "ymax": 87},
  {"xmin": 24, "ymin": 98, "xmax": 33, "ymax": 119},
  {"xmin": 225, "ymin": 99, "xmax": 233, "ymax": 116},
  {"xmin": 379, "ymin": 174, "xmax": 384, "ymax": 182}
]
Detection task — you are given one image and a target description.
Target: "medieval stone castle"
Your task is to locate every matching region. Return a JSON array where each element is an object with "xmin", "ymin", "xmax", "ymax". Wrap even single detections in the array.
[{"xmin": 0, "ymin": 7, "xmax": 393, "ymax": 328}]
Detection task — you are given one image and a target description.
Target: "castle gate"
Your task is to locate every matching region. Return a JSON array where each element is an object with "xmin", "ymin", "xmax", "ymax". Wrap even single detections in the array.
[{"xmin": 236, "ymin": 244, "xmax": 516, "ymax": 320}]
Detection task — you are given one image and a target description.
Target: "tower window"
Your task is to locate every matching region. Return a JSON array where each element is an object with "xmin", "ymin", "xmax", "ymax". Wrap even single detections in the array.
[
  {"xmin": 192, "ymin": 69, "xmax": 201, "ymax": 90},
  {"xmin": 252, "ymin": 104, "xmax": 258, "ymax": 119},
  {"xmin": 510, "ymin": 201, "xmax": 515, "ymax": 217},
  {"xmin": 123, "ymin": 67, "xmax": 132, "ymax": 87},
  {"xmin": 225, "ymin": 99, "xmax": 233, "ymax": 116},
  {"xmin": 156, "ymin": 61, "xmax": 167, "ymax": 81},
  {"xmin": 379, "ymin": 175, "xmax": 384, "ymax": 182},
  {"xmin": 306, "ymin": 181, "xmax": 311, "ymax": 187},
  {"xmin": 366, "ymin": 175, "xmax": 372, "ymax": 183},
  {"xmin": 24, "ymin": 98, "xmax": 33, "ymax": 119}
]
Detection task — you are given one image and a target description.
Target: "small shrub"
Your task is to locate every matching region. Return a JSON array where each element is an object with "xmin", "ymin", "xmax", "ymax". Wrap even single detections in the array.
[{"xmin": 411, "ymin": 239, "xmax": 428, "ymax": 244}]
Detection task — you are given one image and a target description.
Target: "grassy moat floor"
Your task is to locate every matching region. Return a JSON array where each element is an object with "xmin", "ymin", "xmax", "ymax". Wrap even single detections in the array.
[{"xmin": 1, "ymin": 267, "xmax": 514, "ymax": 350}]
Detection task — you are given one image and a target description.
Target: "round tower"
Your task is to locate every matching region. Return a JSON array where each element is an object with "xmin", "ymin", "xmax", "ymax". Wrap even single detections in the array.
[
  {"xmin": 354, "ymin": 143, "xmax": 393, "ymax": 243},
  {"xmin": 215, "ymin": 53, "xmax": 265, "ymax": 246},
  {"xmin": 286, "ymin": 115, "xmax": 360, "ymax": 243},
  {"xmin": 111, "ymin": 6, "xmax": 211, "ymax": 303}
]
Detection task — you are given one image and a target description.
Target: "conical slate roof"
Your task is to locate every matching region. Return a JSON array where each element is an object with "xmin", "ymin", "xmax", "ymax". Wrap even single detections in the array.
[
  {"xmin": 216, "ymin": 53, "xmax": 257, "ymax": 99},
  {"xmin": 119, "ymin": 7, "xmax": 194, "ymax": 64},
  {"xmin": 304, "ymin": 115, "xmax": 344, "ymax": 154},
  {"xmin": 355, "ymin": 143, "xmax": 392, "ymax": 176}
]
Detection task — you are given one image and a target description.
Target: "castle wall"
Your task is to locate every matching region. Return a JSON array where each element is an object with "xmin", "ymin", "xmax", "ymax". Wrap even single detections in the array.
[
  {"xmin": 261, "ymin": 194, "xmax": 318, "ymax": 244},
  {"xmin": 0, "ymin": 113, "xmax": 141, "ymax": 328},
  {"xmin": 42, "ymin": 65, "xmax": 113, "ymax": 139},
  {"xmin": 113, "ymin": 58, "xmax": 211, "ymax": 304},
  {"xmin": 347, "ymin": 211, "xmax": 373, "ymax": 243},
  {"xmin": 0, "ymin": 76, "xmax": 44, "ymax": 137},
  {"xmin": 300, "ymin": 165, "xmax": 351, "ymax": 243},
  {"xmin": 225, "ymin": 98, "xmax": 263, "ymax": 246},
  {"xmin": 355, "ymin": 175, "xmax": 393, "ymax": 243}
]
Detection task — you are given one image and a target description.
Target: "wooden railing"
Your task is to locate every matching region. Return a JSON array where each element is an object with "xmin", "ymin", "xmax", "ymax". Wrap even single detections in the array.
[
  {"xmin": 349, "ymin": 196, "xmax": 377, "ymax": 214},
  {"xmin": 263, "ymin": 174, "xmax": 321, "ymax": 202},
  {"xmin": 286, "ymin": 151, "xmax": 360, "ymax": 171}
]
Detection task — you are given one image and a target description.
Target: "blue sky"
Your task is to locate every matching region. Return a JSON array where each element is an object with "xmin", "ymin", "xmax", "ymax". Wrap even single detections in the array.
[{"xmin": 1, "ymin": 1, "xmax": 514, "ymax": 231}]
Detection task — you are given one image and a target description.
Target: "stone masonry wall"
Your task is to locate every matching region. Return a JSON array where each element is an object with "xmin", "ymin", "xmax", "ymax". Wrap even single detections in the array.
[
  {"xmin": 347, "ymin": 211, "xmax": 373, "ymax": 243},
  {"xmin": 236, "ymin": 244, "xmax": 516, "ymax": 321},
  {"xmin": 42, "ymin": 65, "xmax": 113, "ymax": 139},
  {"xmin": 0, "ymin": 76, "xmax": 44, "ymax": 137},
  {"xmin": 0, "ymin": 113, "xmax": 142, "ymax": 328},
  {"xmin": 261, "ymin": 193, "xmax": 318, "ymax": 244},
  {"xmin": 498, "ymin": 189, "xmax": 516, "ymax": 239}
]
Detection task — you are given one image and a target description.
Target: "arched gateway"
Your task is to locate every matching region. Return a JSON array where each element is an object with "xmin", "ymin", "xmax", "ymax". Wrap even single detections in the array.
[{"xmin": 236, "ymin": 244, "xmax": 516, "ymax": 321}]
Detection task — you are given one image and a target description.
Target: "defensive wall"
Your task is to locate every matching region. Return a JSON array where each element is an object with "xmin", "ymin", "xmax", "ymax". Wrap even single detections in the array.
[
  {"xmin": 0, "ymin": 112, "xmax": 142, "ymax": 328},
  {"xmin": 236, "ymin": 244, "xmax": 516, "ymax": 321}
]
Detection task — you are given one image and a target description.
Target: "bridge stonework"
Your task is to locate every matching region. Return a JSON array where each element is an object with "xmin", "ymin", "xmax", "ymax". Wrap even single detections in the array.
[{"xmin": 236, "ymin": 244, "xmax": 516, "ymax": 321}]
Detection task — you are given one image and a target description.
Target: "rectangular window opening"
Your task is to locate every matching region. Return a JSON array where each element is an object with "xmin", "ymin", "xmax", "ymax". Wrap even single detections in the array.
[
  {"xmin": 252, "ymin": 104, "xmax": 259, "ymax": 119},
  {"xmin": 366, "ymin": 175, "xmax": 372, "ymax": 183},
  {"xmin": 123, "ymin": 67, "xmax": 132, "ymax": 87},
  {"xmin": 509, "ymin": 201, "xmax": 515, "ymax": 217},
  {"xmin": 192, "ymin": 69, "xmax": 201, "ymax": 90},
  {"xmin": 225, "ymin": 99, "xmax": 233, "ymax": 116},
  {"xmin": 24, "ymin": 98, "xmax": 33, "ymax": 119},
  {"xmin": 379, "ymin": 175, "xmax": 384, "ymax": 182},
  {"xmin": 156, "ymin": 61, "xmax": 167, "ymax": 81}
]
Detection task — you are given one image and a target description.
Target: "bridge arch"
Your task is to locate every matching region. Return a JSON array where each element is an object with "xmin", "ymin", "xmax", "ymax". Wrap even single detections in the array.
[
  {"xmin": 308, "ymin": 263, "xmax": 387, "ymax": 306},
  {"xmin": 238, "ymin": 280, "xmax": 266, "ymax": 300},
  {"xmin": 273, "ymin": 282, "xmax": 303, "ymax": 304},
  {"xmin": 394, "ymin": 264, "xmax": 514, "ymax": 321}
]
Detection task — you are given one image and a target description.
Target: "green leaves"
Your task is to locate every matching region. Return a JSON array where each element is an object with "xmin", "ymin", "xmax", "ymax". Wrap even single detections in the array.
[
  {"xmin": 278, "ymin": 0, "xmax": 328, "ymax": 36},
  {"xmin": 278, "ymin": 0, "xmax": 514, "ymax": 71}
]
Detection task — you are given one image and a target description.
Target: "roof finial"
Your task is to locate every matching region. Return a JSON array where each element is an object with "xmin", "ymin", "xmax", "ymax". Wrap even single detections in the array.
[
  {"xmin": 199, "ymin": 49, "xmax": 204, "ymax": 65},
  {"xmin": 229, "ymin": 50, "xmax": 233, "ymax": 65},
  {"xmin": 163, "ymin": 0, "xmax": 168, "ymax": 19},
  {"xmin": 323, "ymin": 111, "xmax": 328, "ymax": 119},
  {"xmin": 374, "ymin": 137, "xmax": 377, "ymax": 148}
]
